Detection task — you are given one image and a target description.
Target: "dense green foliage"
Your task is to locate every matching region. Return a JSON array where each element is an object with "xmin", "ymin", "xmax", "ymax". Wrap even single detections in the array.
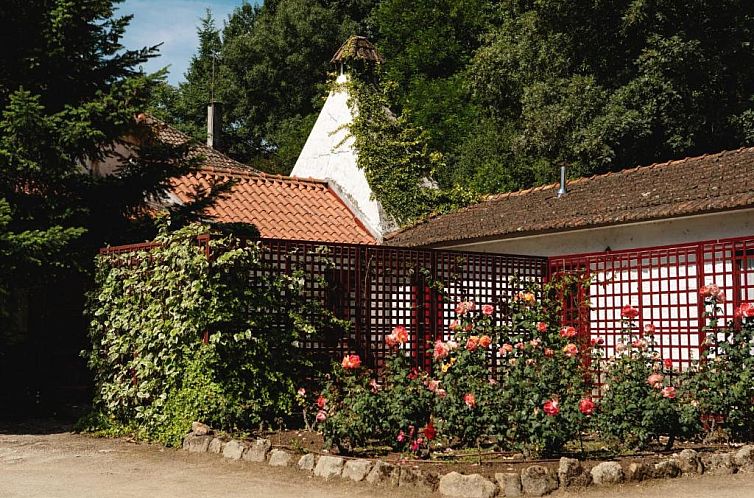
[
  {"xmin": 0, "ymin": 0, "xmax": 212, "ymax": 410},
  {"xmin": 84, "ymin": 224, "xmax": 342, "ymax": 446},
  {"xmin": 153, "ymin": 0, "xmax": 754, "ymax": 223}
]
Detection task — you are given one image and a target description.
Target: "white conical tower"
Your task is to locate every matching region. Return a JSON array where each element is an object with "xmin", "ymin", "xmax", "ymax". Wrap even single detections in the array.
[{"xmin": 291, "ymin": 37, "xmax": 395, "ymax": 240}]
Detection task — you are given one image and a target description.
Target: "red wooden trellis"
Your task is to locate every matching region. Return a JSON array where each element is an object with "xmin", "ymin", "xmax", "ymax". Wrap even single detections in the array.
[{"xmin": 100, "ymin": 234, "xmax": 754, "ymax": 376}]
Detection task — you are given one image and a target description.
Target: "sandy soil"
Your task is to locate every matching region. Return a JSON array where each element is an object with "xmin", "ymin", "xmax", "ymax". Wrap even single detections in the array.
[{"xmin": 1, "ymin": 430, "xmax": 753, "ymax": 498}]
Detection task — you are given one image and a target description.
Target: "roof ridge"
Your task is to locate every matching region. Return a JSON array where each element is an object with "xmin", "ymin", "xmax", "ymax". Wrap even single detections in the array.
[
  {"xmin": 139, "ymin": 113, "xmax": 264, "ymax": 175},
  {"xmin": 195, "ymin": 167, "xmax": 330, "ymax": 187}
]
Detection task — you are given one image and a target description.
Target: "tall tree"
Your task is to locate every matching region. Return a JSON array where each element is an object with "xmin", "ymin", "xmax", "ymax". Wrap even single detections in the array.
[
  {"xmin": 470, "ymin": 0, "xmax": 754, "ymax": 182},
  {"xmin": 0, "ymin": 0, "xmax": 203, "ymax": 412}
]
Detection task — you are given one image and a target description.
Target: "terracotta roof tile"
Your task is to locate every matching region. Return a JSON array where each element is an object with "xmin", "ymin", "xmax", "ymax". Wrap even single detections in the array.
[
  {"xmin": 386, "ymin": 148, "xmax": 754, "ymax": 247},
  {"xmin": 171, "ymin": 166, "xmax": 376, "ymax": 245}
]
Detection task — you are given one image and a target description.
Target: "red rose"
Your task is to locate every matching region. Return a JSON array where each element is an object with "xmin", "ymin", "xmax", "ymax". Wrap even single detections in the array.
[
  {"xmin": 621, "ymin": 305, "xmax": 639, "ymax": 319},
  {"xmin": 544, "ymin": 348, "xmax": 554, "ymax": 358},
  {"xmin": 423, "ymin": 421, "xmax": 436, "ymax": 441},
  {"xmin": 736, "ymin": 303, "xmax": 754, "ymax": 319},
  {"xmin": 543, "ymin": 399, "xmax": 560, "ymax": 416},
  {"xmin": 464, "ymin": 392, "xmax": 476, "ymax": 409},
  {"xmin": 578, "ymin": 398, "xmax": 595, "ymax": 416},
  {"xmin": 643, "ymin": 324, "xmax": 656, "ymax": 335},
  {"xmin": 663, "ymin": 358, "xmax": 673, "ymax": 370},
  {"xmin": 316, "ymin": 396, "xmax": 327, "ymax": 409},
  {"xmin": 537, "ymin": 322, "xmax": 548, "ymax": 333}
]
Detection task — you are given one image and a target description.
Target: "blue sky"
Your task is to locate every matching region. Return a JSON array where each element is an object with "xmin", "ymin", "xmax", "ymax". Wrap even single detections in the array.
[{"xmin": 119, "ymin": 0, "xmax": 259, "ymax": 85}]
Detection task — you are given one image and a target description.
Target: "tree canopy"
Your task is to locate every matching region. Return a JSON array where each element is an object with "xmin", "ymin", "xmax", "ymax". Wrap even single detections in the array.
[{"xmin": 154, "ymin": 0, "xmax": 754, "ymax": 222}]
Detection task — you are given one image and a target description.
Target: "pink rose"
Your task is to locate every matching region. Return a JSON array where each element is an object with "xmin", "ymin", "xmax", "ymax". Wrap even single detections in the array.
[
  {"xmin": 297, "ymin": 387, "xmax": 306, "ymax": 397},
  {"xmin": 482, "ymin": 304, "xmax": 494, "ymax": 316},
  {"xmin": 499, "ymin": 343, "xmax": 513, "ymax": 356},
  {"xmin": 560, "ymin": 326, "xmax": 577, "ymax": 338},
  {"xmin": 464, "ymin": 392, "xmax": 476, "ymax": 409},
  {"xmin": 661, "ymin": 386, "xmax": 676, "ymax": 399},
  {"xmin": 643, "ymin": 324, "xmax": 656, "ymax": 335},
  {"xmin": 433, "ymin": 340, "xmax": 450, "ymax": 360},
  {"xmin": 647, "ymin": 373, "xmax": 664, "ymax": 389},
  {"xmin": 544, "ymin": 348, "xmax": 554, "ymax": 358},
  {"xmin": 341, "ymin": 354, "xmax": 361, "ymax": 369},
  {"xmin": 563, "ymin": 343, "xmax": 579, "ymax": 357},
  {"xmin": 436, "ymin": 388, "xmax": 447, "ymax": 398},
  {"xmin": 479, "ymin": 335, "xmax": 492, "ymax": 348},
  {"xmin": 316, "ymin": 410, "xmax": 327, "ymax": 422},
  {"xmin": 466, "ymin": 336, "xmax": 480, "ymax": 351}
]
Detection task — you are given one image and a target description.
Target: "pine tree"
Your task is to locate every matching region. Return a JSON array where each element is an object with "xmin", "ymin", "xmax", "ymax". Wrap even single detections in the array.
[{"xmin": 0, "ymin": 0, "xmax": 207, "ymax": 412}]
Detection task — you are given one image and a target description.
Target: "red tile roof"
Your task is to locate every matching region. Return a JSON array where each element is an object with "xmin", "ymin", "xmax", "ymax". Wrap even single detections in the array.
[
  {"xmin": 171, "ymin": 166, "xmax": 376, "ymax": 244},
  {"xmin": 386, "ymin": 148, "xmax": 754, "ymax": 247}
]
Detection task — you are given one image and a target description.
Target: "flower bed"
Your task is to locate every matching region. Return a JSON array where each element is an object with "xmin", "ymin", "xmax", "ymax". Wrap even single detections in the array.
[{"xmin": 310, "ymin": 280, "xmax": 754, "ymax": 459}]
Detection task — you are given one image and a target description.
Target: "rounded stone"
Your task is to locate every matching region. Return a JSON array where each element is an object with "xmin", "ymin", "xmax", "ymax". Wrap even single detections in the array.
[{"xmin": 590, "ymin": 461, "xmax": 624, "ymax": 485}]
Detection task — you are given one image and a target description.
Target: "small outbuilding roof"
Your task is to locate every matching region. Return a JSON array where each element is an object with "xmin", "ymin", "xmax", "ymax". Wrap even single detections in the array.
[
  {"xmin": 386, "ymin": 148, "xmax": 754, "ymax": 248},
  {"xmin": 171, "ymin": 167, "xmax": 376, "ymax": 245},
  {"xmin": 330, "ymin": 35, "xmax": 384, "ymax": 64}
]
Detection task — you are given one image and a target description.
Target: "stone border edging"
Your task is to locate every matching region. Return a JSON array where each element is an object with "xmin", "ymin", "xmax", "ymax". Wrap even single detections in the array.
[{"xmin": 182, "ymin": 423, "xmax": 754, "ymax": 497}]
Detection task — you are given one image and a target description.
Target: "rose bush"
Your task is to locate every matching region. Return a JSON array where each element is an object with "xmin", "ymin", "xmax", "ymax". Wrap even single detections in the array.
[
  {"xmin": 492, "ymin": 282, "xmax": 589, "ymax": 456},
  {"xmin": 595, "ymin": 306, "xmax": 696, "ymax": 450},
  {"xmin": 681, "ymin": 290, "xmax": 754, "ymax": 442}
]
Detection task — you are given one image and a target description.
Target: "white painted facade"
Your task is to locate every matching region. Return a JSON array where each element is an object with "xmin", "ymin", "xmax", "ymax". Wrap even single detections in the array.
[
  {"xmin": 442, "ymin": 209, "xmax": 754, "ymax": 257},
  {"xmin": 291, "ymin": 74, "xmax": 395, "ymax": 241}
]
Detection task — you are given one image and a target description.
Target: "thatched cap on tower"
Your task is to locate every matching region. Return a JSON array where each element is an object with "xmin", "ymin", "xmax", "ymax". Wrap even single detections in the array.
[{"xmin": 331, "ymin": 35, "xmax": 384, "ymax": 64}]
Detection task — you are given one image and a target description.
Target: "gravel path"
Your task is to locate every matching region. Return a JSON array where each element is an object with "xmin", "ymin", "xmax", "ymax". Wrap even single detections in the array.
[{"xmin": 1, "ymin": 430, "xmax": 753, "ymax": 497}]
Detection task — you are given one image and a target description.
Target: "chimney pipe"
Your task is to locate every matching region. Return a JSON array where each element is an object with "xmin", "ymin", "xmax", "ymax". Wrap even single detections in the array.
[
  {"xmin": 207, "ymin": 101, "xmax": 222, "ymax": 149},
  {"xmin": 557, "ymin": 165, "xmax": 567, "ymax": 198}
]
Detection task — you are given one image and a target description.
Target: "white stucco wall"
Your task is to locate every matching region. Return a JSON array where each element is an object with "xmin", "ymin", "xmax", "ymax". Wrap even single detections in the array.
[
  {"xmin": 441, "ymin": 209, "xmax": 754, "ymax": 256},
  {"xmin": 291, "ymin": 74, "xmax": 391, "ymax": 239}
]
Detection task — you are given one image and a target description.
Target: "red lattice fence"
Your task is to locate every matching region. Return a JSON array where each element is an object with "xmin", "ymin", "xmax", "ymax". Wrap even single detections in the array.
[{"xmin": 548, "ymin": 235, "xmax": 754, "ymax": 373}]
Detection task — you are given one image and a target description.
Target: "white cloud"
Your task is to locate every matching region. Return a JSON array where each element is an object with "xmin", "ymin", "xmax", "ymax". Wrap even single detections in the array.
[{"xmin": 119, "ymin": 0, "xmax": 249, "ymax": 84}]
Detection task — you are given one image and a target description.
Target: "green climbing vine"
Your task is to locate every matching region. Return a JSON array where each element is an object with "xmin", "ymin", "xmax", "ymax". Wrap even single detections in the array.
[
  {"xmin": 346, "ymin": 73, "xmax": 476, "ymax": 226},
  {"xmin": 82, "ymin": 222, "xmax": 346, "ymax": 446}
]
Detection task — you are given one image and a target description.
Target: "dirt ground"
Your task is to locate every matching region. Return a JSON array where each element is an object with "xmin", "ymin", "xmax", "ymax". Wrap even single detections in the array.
[{"xmin": 1, "ymin": 429, "xmax": 754, "ymax": 498}]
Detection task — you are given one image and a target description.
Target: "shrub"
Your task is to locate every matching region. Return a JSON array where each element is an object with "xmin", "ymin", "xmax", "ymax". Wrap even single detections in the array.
[
  {"xmin": 494, "ymin": 287, "xmax": 589, "ymax": 456},
  {"xmin": 681, "ymin": 290, "xmax": 754, "ymax": 442},
  {"xmin": 320, "ymin": 326, "xmax": 434, "ymax": 454},
  {"xmin": 596, "ymin": 306, "xmax": 691, "ymax": 450},
  {"xmin": 84, "ymin": 223, "xmax": 341, "ymax": 445},
  {"xmin": 432, "ymin": 304, "xmax": 498, "ymax": 448}
]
